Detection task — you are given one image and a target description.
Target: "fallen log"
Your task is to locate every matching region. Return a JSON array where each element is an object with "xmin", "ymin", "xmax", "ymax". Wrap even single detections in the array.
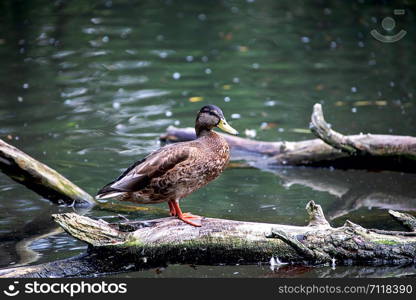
[
  {"xmin": 2, "ymin": 201, "xmax": 416, "ymax": 278},
  {"xmin": 0, "ymin": 139, "xmax": 96, "ymax": 207},
  {"xmin": 160, "ymin": 104, "xmax": 416, "ymax": 171}
]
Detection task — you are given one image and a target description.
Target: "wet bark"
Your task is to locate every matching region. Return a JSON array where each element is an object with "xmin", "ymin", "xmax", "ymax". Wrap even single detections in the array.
[
  {"xmin": 160, "ymin": 104, "xmax": 416, "ymax": 171},
  {"xmin": 1, "ymin": 201, "xmax": 415, "ymax": 278}
]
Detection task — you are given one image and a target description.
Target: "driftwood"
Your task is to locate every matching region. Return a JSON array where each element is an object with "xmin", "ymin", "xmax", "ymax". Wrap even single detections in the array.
[
  {"xmin": 1, "ymin": 201, "xmax": 416, "ymax": 278},
  {"xmin": 161, "ymin": 104, "xmax": 416, "ymax": 171}
]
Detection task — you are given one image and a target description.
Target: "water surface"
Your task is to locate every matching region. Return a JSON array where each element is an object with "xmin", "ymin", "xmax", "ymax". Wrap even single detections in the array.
[{"xmin": 0, "ymin": 0, "xmax": 415, "ymax": 277}]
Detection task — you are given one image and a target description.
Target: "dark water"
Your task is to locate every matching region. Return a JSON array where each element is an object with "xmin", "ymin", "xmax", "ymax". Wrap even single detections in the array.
[{"xmin": 0, "ymin": 0, "xmax": 415, "ymax": 277}]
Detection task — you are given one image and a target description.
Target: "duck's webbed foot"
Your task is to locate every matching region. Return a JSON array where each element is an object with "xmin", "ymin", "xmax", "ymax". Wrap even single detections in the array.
[{"xmin": 169, "ymin": 200, "xmax": 203, "ymax": 227}]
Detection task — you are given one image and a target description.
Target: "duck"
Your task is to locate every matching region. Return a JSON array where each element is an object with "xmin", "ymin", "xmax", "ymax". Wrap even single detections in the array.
[{"xmin": 96, "ymin": 105, "xmax": 239, "ymax": 227}]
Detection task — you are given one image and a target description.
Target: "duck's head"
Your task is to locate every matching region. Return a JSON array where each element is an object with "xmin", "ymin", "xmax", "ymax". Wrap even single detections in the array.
[{"xmin": 195, "ymin": 104, "xmax": 239, "ymax": 137}]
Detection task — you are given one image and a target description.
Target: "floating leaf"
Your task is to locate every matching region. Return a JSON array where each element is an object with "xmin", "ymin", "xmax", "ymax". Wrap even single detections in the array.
[
  {"xmin": 239, "ymin": 46, "xmax": 248, "ymax": 52},
  {"xmin": 291, "ymin": 128, "xmax": 311, "ymax": 134},
  {"xmin": 335, "ymin": 101, "xmax": 345, "ymax": 106},
  {"xmin": 354, "ymin": 101, "xmax": 371, "ymax": 106},
  {"xmin": 260, "ymin": 122, "xmax": 278, "ymax": 130},
  {"xmin": 223, "ymin": 85, "xmax": 231, "ymax": 90},
  {"xmin": 375, "ymin": 101, "xmax": 387, "ymax": 106},
  {"xmin": 189, "ymin": 96, "xmax": 204, "ymax": 103}
]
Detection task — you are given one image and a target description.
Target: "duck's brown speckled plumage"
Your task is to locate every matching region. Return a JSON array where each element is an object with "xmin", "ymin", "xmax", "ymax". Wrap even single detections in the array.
[
  {"xmin": 96, "ymin": 105, "xmax": 238, "ymax": 226},
  {"xmin": 114, "ymin": 131, "xmax": 229, "ymax": 204}
]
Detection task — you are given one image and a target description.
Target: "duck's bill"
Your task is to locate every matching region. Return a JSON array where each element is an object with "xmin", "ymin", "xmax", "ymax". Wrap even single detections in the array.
[{"xmin": 218, "ymin": 119, "xmax": 239, "ymax": 135}]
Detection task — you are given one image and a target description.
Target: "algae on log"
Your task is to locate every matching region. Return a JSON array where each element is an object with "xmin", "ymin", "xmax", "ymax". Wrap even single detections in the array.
[
  {"xmin": 160, "ymin": 104, "xmax": 416, "ymax": 171},
  {"xmin": 0, "ymin": 139, "xmax": 96, "ymax": 206},
  {"xmin": 2, "ymin": 201, "xmax": 416, "ymax": 278}
]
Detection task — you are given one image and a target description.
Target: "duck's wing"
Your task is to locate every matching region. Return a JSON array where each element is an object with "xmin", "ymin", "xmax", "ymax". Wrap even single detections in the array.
[{"xmin": 96, "ymin": 144, "xmax": 196, "ymax": 198}]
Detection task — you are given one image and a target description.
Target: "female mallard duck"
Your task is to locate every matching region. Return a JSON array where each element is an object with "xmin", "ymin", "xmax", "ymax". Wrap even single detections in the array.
[{"xmin": 96, "ymin": 105, "xmax": 239, "ymax": 227}]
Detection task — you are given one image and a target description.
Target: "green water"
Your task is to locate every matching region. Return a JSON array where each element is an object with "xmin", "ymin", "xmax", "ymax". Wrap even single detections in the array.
[{"xmin": 0, "ymin": 0, "xmax": 415, "ymax": 277}]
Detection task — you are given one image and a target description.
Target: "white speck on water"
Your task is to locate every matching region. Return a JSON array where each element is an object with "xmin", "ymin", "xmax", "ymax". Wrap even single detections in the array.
[
  {"xmin": 231, "ymin": 113, "xmax": 241, "ymax": 119},
  {"xmin": 205, "ymin": 68, "xmax": 212, "ymax": 74},
  {"xmin": 389, "ymin": 81, "xmax": 395, "ymax": 87},
  {"xmin": 265, "ymin": 100, "xmax": 276, "ymax": 107},
  {"xmin": 112, "ymin": 102, "xmax": 121, "ymax": 109},
  {"xmin": 224, "ymin": 96, "xmax": 231, "ymax": 102},
  {"xmin": 186, "ymin": 55, "xmax": 194, "ymax": 62},
  {"xmin": 174, "ymin": 120, "xmax": 180, "ymax": 126},
  {"xmin": 156, "ymin": 34, "xmax": 164, "ymax": 41},
  {"xmin": 22, "ymin": 83, "xmax": 29, "ymax": 89},
  {"xmin": 351, "ymin": 107, "xmax": 357, "ymax": 113},
  {"xmin": 233, "ymin": 77, "xmax": 240, "ymax": 83},
  {"xmin": 252, "ymin": 63, "xmax": 260, "ymax": 69},
  {"xmin": 245, "ymin": 129, "xmax": 257, "ymax": 138},
  {"xmin": 233, "ymin": 272, "xmax": 239, "ymax": 275},
  {"xmin": 330, "ymin": 41, "xmax": 337, "ymax": 49},
  {"xmin": 198, "ymin": 14, "xmax": 207, "ymax": 21},
  {"xmin": 324, "ymin": 8, "xmax": 332, "ymax": 15},
  {"xmin": 278, "ymin": 128, "xmax": 285, "ymax": 132},
  {"xmin": 159, "ymin": 52, "xmax": 168, "ymax": 59},
  {"xmin": 172, "ymin": 72, "xmax": 181, "ymax": 80},
  {"xmin": 201, "ymin": 56, "xmax": 208, "ymax": 62},
  {"xmin": 17, "ymin": 96, "xmax": 23, "ymax": 102},
  {"xmin": 301, "ymin": 36, "xmax": 310, "ymax": 43},
  {"xmin": 116, "ymin": 124, "xmax": 124, "ymax": 130},
  {"xmin": 91, "ymin": 18, "xmax": 102, "ymax": 24},
  {"xmin": 358, "ymin": 41, "xmax": 364, "ymax": 47},
  {"xmin": 165, "ymin": 111, "xmax": 172, "ymax": 117},
  {"xmin": 102, "ymin": 36, "xmax": 109, "ymax": 43},
  {"xmin": 351, "ymin": 86, "xmax": 357, "ymax": 93}
]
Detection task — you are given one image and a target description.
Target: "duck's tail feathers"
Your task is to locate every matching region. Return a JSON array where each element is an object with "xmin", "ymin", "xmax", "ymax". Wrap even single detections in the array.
[{"xmin": 96, "ymin": 191, "xmax": 125, "ymax": 200}]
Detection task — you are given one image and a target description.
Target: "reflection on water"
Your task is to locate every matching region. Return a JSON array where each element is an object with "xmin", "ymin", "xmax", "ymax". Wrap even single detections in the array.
[{"xmin": 0, "ymin": 0, "xmax": 415, "ymax": 277}]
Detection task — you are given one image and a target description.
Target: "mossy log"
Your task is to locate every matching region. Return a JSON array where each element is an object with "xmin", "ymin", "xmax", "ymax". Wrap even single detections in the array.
[
  {"xmin": 1, "ymin": 201, "xmax": 416, "ymax": 278},
  {"xmin": 161, "ymin": 104, "xmax": 416, "ymax": 171}
]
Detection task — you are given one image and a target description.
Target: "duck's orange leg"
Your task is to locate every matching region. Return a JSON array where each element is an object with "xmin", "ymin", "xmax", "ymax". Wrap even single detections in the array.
[
  {"xmin": 168, "ymin": 201, "xmax": 176, "ymax": 216},
  {"xmin": 171, "ymin": 200, "xmax": 202, "ymax": 227}
]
